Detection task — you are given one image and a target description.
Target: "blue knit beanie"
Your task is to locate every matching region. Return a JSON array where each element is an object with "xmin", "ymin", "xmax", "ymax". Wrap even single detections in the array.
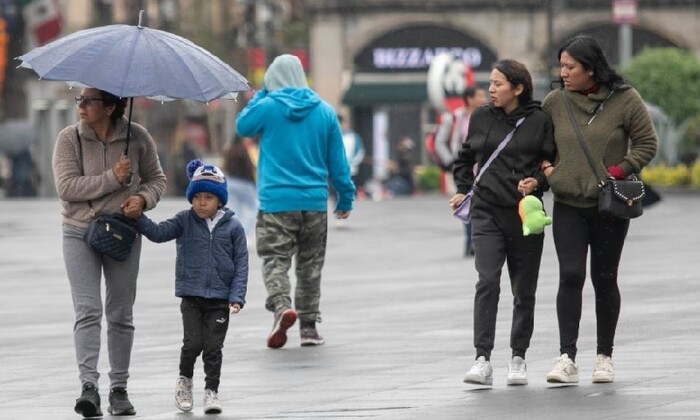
[{"xmin": 185, "ymin": 159, "xmax": 228, "ymax": 206}]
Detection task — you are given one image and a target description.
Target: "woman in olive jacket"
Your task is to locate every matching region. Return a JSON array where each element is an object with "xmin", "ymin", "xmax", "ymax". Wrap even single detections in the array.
[
  {"xmin": 450, "ymin": 59, "xmax": 555, "ymax": 387},
  {"xmin": 541, "ymin": 35, "xmax": 657, "ymax": 385}
]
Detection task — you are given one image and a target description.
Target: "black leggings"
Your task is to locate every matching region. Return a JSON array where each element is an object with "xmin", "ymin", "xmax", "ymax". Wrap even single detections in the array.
[{"xmin": 552, "ymin": 202, "xmax": 629, "ymax": 361}]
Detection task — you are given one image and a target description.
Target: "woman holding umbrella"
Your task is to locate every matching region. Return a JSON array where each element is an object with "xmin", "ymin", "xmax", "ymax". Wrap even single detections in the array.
[{"xmin": 52, "ymin": 87, "xmax": 166, "ymax": 417}]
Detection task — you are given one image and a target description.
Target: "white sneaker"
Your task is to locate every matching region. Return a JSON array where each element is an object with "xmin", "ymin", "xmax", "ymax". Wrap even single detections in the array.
[
  {"xmin": 203, "ymin": 389, "xmax": 222, "ymax": 414},
  {"xmin": 463, "ymin": 356, "xmax": 493, "ymax": 385},
  {"xmin": 507, "ymin": 356, "xmax": 528, "ymax": 386},
  {"xmin": 546, "ymin": 354, "xmax": 579, "ymax": 383},
  {"xmin": 175, "ymin": 376, "xmax": 193, "ymax": 412},
  {"xmin": 592, "ymin": 354, "xmax": 615, "ymax": 383}
]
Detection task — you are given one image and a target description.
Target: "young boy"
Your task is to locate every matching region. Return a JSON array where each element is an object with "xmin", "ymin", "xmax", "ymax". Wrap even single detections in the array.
[{"xmin": 135, "ymin": 159, "xmax": 248, "ymax": 414}]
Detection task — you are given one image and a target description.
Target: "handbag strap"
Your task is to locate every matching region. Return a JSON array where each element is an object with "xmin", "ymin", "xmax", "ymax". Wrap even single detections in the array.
[
  {"xmin": 560, "ymin": 89, "xmax": 612, "ymax": 187},
  {"xmin": 473, "ymin": 117, "xmax": 525, "ymax": 187},
  {"xmin": 75, "ymin": 128, "xmax": 96, "ymax": 217}
]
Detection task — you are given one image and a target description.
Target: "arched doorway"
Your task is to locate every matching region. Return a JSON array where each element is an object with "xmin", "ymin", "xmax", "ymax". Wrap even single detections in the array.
[{"xmin": 545, "ymin": 23, "xmax": 683, "ymax": 71}]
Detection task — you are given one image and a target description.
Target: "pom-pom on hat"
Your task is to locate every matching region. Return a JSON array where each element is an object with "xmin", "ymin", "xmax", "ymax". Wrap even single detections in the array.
[{"xmin": 186, "ymin": 159, "xmax": 228, "ymax": 206}]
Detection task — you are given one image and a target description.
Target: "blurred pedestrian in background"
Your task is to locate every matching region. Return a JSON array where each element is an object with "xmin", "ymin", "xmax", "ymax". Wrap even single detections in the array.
[
  {"xmin": 236, "ymin": 54, "xmax": 354, "ymax": 349},
  {"xmin": 338, "ymin": 114, "xmax": 366, "ymax": 197},
  {"xmin": 387, "ymin": 136, "xmax": 416, "ymax": 196},
  {"xmin": 53, "ymin": 87, "xmax": 166, "ymax": 417},
  {"xmin": 449, "ymin": 59, "xmax": 555, "ymax": 387},
  {"xmin": 224, "ymin": 135, "xmax": 258, "ymax": 242},
  {"xmin": 541, "ymin": 35, "xmax": 657, "ymax": 385},
  {"xmin": 435, "ymin": 87, "xmax": 487, "ymax": 256},
  {"xmin": 7, "ymin": 148, "xmax": 40, "ymax": 197}
]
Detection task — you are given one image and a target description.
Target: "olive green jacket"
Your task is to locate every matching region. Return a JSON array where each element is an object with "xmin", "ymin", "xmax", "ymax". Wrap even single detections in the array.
[{"xmin": 542, "ymin": 86, "xmax": 657, "ymax": 208}]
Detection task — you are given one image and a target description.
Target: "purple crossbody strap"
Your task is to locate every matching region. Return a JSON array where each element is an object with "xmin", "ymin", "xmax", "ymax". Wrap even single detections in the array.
[{"xmin": 473, "ymin": 117, "xmax": 525, "ymax": 186}]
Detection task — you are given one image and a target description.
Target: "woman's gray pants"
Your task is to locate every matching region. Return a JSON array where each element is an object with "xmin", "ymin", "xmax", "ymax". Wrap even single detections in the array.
[{"xmin": 62, "ymin": 224, "xmax": 141, "ymax": 389}]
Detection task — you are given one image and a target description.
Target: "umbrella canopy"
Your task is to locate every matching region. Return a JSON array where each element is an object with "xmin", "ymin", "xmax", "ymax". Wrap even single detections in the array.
[{"xmin": 16, "ymin": 12, "xmax": 250, "ymax": 103}]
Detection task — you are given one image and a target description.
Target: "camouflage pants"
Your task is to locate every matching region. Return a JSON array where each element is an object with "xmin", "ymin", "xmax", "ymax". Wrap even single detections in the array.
[{"xmin": 256, "ymin": 211, "xmax": 327, "ymax": 323}]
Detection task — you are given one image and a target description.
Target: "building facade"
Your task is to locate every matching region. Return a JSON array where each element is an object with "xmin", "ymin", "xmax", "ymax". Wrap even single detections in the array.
[{"xmin": 306, "ymin": 0, "xmax": 700, "ymax": 178}]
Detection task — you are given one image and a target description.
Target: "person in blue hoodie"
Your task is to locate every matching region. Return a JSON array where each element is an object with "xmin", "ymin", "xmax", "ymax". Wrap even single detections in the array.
[
  {"xmin": 236, "ymin": 54, "xmax": 354, "ymax": 349},
  {"xmin": 134, "ymin": 159, "xmax": 248, "ymax": 415}
]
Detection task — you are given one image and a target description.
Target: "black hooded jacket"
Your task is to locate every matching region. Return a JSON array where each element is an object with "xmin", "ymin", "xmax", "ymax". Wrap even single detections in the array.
[{"xmin": 453, "ymin": 102, "xmax": 555, "ymax": 208}]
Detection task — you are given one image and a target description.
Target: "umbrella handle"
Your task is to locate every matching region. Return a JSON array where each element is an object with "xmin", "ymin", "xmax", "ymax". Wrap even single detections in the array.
[{"xmin": 124, "ymin": 97, "xmax": 134, "ymax": 186}]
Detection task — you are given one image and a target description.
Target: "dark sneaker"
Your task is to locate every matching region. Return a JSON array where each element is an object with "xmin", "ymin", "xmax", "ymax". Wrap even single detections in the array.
[
  {"xmin": 300, "ymin": 327, "xmax": 325, "ymax": 346},
  {"xmin": 267, "ymin": 308, "xmax": 297, "ymax": 349},
  {"xmin": 108, "ymin": 387, "xmax": 136, "ymax": 416},
  {"xmin": 74, "ymin": 382, "xmax": 102, "ymax": 418}
]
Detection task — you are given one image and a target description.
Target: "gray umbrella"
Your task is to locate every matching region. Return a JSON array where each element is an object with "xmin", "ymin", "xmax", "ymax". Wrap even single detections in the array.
[
  {"xmin": 16, "ymin": 11, "xmax": 249, "ymax": 103},
  {"xmin": 0, "ymin": 120, "xmax": 35, "ymax": 155}
]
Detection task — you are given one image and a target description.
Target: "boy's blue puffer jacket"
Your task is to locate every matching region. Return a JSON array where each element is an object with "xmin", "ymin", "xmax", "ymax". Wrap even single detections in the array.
[{"xmin": 136, "ymin": 208, "xmax": 248, "ymax": 306}]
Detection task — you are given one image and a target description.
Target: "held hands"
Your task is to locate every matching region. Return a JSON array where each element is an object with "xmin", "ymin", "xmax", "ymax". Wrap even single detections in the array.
[
  {"xmin": 449, "ymin": 193, "xmax": 466, "ymax": 210},
  {"xmin": 517, "ymin": 177, "xmax": 538, "ymax": 196},
  {"xmin": 229, "ymin": 303, "xmax": 241, "ymax": 315},
  {"xmin": 121, "ymin": 195, "xmax": 145, "ymax": 219},
  {"xmin": 112, "ymin": 155, "xmax": 131, "ymax": 184}
]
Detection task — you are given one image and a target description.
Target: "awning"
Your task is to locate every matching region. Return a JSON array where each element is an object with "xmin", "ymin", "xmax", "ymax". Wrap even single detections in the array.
[{"xmin": 341, "ymin": 82, "xmax": 427, "ymax": 106}]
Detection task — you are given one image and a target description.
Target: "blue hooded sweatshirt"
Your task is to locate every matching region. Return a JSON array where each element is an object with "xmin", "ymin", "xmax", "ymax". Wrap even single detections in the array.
[{"xmin": 236, "ymin": 54, "xmax": 355, "ymax": 213}]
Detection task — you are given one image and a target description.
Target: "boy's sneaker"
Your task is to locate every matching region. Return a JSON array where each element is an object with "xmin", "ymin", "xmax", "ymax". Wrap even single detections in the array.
[
  {"xmin": 507, "ymin": 356, "xmax": 528, "ymax": 386},
  {"xmin": 592, "ymin": 354, "xmax": 615, "ymax": 383},
  {"xmin": 463, "ymin": 356, "xmax": 493, "ymax": 385},
  {"xmin": 300, "ymin": 327, "xmax": 325, "ymax": 346},
  {"xmin": 267, "ymin": 308, "xmax": 297, "ymax": 349},
  {"xmin": 175, "ymin": 376, "xmax": 193, "ymax": 412},
  {"xmin": 203, "ymin": 389, "xmax": 222, "ymax": 414},
  {"xmin": 546, "ymin": 354, "xmax": 579, "ymax": 384},
  {"xmin": 108, "ymin": 387, "xmax": 136, "ymax": 416},
  {"xmin": 74, "ymin": 382, "xmax": 102, "ymax": 418}
]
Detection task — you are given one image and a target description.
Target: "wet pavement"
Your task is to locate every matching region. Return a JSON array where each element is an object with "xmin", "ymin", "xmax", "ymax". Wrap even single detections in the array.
[{"xmin": 1, "ymin": 191, "xmax": 699, "ymax": 419}]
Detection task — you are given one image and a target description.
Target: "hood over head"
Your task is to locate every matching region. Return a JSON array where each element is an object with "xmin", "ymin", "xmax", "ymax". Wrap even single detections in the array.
[{"xmin": 264, "ymin": 54, "xmax": 308, "ymax": 92}]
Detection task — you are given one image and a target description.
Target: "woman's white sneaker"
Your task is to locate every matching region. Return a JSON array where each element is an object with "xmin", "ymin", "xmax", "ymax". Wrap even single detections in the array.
[
  {"xmin": 463, "ymin": 356, "xmax": 493, "ymax": 385},
  {"xmin": 546, "ymin": 354, "xmax": 579, "ymax": 383},
  {"xmin": 592, "ymin": 354, "xmax": 615, "ymax": 383},
  {"xmin": 507, "ymin": 356, "xmax": 528, "ymax": 386}
]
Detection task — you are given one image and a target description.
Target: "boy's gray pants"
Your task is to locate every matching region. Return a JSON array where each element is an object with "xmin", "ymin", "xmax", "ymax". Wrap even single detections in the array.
[{"xmin": 62, "ymin": 224, "xmax": 141, "ymax": 389}]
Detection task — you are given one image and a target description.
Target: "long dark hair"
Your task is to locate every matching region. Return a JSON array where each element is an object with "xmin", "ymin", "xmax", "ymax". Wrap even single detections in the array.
[
  {"xmin": 99, "ymin": 90, "xmax": 128, "ymax": 124},
  {"xmin": 557, "ymin": 35, "xmax": 626, "ymax": 88},
  {"xmin": 492, "ymin": 59, "xmax": 533, "ymax": 105}
]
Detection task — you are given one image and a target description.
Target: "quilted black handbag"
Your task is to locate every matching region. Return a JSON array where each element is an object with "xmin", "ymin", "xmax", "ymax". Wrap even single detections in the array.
[
  {"xmin": 84, "ymin": 214, "xmax": 138, "ymax": 261},
  {"xmin": 598, "ymin": 176, "xmax": 645, "ymax": 219}
]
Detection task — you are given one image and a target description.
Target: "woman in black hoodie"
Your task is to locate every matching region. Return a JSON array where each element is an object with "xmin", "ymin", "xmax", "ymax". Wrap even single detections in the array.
[{"xmin": 450, "ymin": 59, "xmax": 555, "ymax": 386}]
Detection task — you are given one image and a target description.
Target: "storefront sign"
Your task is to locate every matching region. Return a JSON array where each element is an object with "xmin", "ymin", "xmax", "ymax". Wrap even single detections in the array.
[
  {"xmin": 373, "ymin": 47, "xmax": 482, "ymax": 70},
  {"xmin": 354, "ymin": 24, "xmax": 496, "ymax": 73}
]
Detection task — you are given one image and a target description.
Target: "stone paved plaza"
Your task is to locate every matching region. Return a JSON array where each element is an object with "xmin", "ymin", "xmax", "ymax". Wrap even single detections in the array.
[{"xmin": 1, "ymin": 192, "xmax": 699, "ymax": 419}]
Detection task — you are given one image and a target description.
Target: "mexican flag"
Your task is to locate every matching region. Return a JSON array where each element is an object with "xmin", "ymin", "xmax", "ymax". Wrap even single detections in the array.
[{"xmin": 22, "ymin": 0, "xmax": 62, "ymax": 46}]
